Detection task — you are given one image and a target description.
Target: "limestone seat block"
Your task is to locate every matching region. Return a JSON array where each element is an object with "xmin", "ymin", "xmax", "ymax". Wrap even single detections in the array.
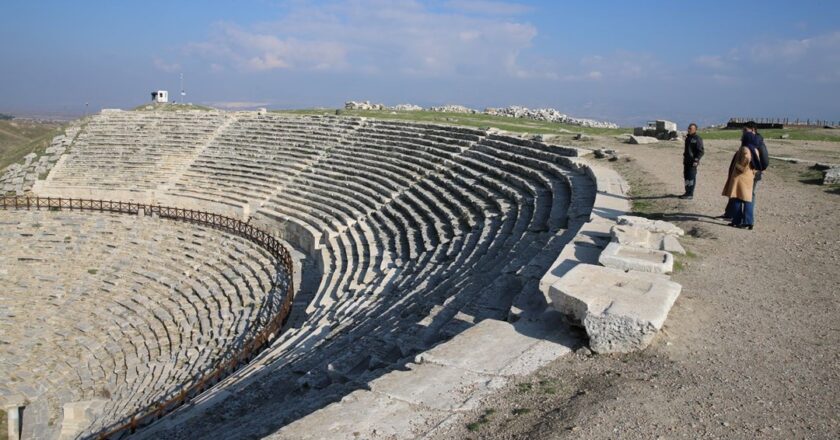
[
  {"xmin": 616, "ymin": 215, "xmax": 685, "ymax": 236},
  {"xmin": 598, "ymin": 241, "xmax": 674, "ymax": 274},
  {"xmin": 610, "ymin": 224, "xmax": 686, "ymax": 255},
  {"xmin": 549, "ymin": 264, "xmax": 681, "ymax": 353}
]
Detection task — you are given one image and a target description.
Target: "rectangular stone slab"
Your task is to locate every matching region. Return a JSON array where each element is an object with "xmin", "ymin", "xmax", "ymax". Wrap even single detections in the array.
[
  {"xmin": 549, "ymin": 264, "xmax": 681, "ymax": 353},
  {"xmin": 270, "ymin": 389, "xmax": 449, "ymax": 440},
  {"xmin": 617, "ymin": 215, "xmax": 684, "ymax": 236},
  {"xmin": 369, "ymin": 362, "xmax": 502, "ymax": 412},
  {"xmin": 598, "ymin": 241, "xmax": 674, "ymax": 273},
  {"xmin": 415, "ymin": 318, "xmax": 571, "ymax": 377}
]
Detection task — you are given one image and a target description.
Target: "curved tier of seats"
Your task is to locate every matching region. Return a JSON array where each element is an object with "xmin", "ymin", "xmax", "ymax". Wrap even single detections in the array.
[
  {"xmin": 0, "ymin": 210, "xmax": 286, "ymax": 439},
  {"xmin": 45, "ymin": 110, "xmax": 229, "ymax": 191},
  {"xmin": 27, "ymin": 110, "xmax": 597, "ymax": 438}
]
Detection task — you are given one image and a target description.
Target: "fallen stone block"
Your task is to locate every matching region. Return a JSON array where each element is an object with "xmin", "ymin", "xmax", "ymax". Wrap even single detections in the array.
[
  {"xmin": 611, "ymin": 224, "xmax": 686, "ymax": 255},
  {"xmin": 598, "ymin": 242, "xmax": 674, "ymax": 273},
  {"xmin": 628, "ymin": 135, "xmax": 659, "ymax": 145},
  {"xmin": 549, "ymin": 264, "xmax": 681, "ymax": 353},
  {"xmin": 617, "ymin": 215, "xmax": 684, "ymax": 236},
  {"xmin": 823, "ymin": 167, "xmax": 840, "ymax": 185}
]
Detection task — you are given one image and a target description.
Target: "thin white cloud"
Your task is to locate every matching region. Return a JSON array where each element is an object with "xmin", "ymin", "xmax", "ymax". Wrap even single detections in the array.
[
  {"xmin": 153, "ymin": 58, "xmax": 181, "ymax": 73},
  {"xmin": 694, "ymin": 55, "xmax": 727, "ymax": 70},
  {"xmin": 750, "ymin": 31, "xmax": 840, "ymax": 65},
  {"xmin": 184, "ymin": 0, "xmax": 542, "ymax": 78},
  {"xmin": 579, "ymin": 51, "xmax": 661, "ymax": 80},
  {"xmin": 445, "ymin": 0, "xmax": 532, "ymax": 15},
  {"xmin": 188, "ymin": 23, "xmax": 349, "ymax": 72}
]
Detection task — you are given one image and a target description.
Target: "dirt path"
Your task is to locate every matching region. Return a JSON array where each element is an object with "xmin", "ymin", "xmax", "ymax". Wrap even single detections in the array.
[{"xmin": 431, "ymin": 137, "xmax": 840, "ymax": 439}]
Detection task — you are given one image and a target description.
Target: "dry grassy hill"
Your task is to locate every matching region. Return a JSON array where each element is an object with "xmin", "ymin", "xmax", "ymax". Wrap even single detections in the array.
[{"xmin": 0, "ymin": 118, "xmax": 64, "ymax": 171}]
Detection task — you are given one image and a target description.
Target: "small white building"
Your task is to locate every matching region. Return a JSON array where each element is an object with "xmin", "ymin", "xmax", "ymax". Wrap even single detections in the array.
[{"xmin": 151, "ymin": 90, "xmax": 169, "ymax": 103}]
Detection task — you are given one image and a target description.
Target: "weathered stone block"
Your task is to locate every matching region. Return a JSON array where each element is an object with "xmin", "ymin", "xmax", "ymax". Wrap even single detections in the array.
[
  {"xmin": 617, "ymin": 215, "xmax": 684, "ymax": 236},
  {"xmin": 628, "ymin": 135, "xmax": 659, "ymax": 145},
  {"xmin": 611, "ymin": 224, "xmax": 686, "ymax": 255},
  {"xmin": 598, "ymin": 242, "xmax": 674, "ymax": 273},
  {"xmin": 823, "ymin": 167, "xmax": 840, "ymax": 185},
  {"xmin": 549, "ymin": 264, "xmax": 681, "ymax": 353}
]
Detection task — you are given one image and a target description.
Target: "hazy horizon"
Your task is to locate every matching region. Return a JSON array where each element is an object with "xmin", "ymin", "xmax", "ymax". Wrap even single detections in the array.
[{"xmin": 2, "ymin": 0, "xmax": 839, "ymax": 128}]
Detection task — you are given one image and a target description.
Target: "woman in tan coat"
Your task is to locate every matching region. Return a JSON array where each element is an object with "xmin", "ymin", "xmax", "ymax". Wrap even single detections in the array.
[{"xmin": 722, "ymin": 140, "xmax": 757, "ymax": 229}]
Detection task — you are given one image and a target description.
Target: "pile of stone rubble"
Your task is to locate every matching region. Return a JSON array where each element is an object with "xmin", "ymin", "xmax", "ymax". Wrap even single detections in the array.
[
  {"xmin": 0, "ymin": 124, "xmax": 79, "ymax": 195},
  {"xmin": 428, "ymin": 104, "xmax": 478, "ymax": 114},
  {"xmin": 344, "ymin": 101, "xmax": 618, "ymax": 128},
  {"xmin": 485, "ymin": 105, "xmax": 619, "ymax": 128},
  {"xmin": 344, "ymin": 101, "xmax": 424, "ymax": 112}
]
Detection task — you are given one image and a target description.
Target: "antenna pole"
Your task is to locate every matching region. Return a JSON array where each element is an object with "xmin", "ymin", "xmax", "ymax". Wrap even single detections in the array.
[{"xmin": 180, "ymin": 73, "xmax": 186, "ymax": 105}]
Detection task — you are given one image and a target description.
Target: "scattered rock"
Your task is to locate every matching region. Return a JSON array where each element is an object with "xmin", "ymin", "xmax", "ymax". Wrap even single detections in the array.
[
  {"xmin": 392, "ymin": 104, "xmax": 423, "ymax": 111},
  {"xmin": 485, "ymin": 106, "xmax": 618, "ymax": 128},
  {"xmin": 628, "ymin": 135, "xmax": 659, "ymax": 145},
  {"xmin": 573, "ymin": 133, "xmax": 593, "ymax": 141},
  {"xmin": 823, "ymin": 167, "xmax": 840, "ymax": 185},
  {"xmin": 345, "ymin": 100, "xmax": 386, "ymax": 111},
  {"xmin": 780, "ymin": 134, "xmax": 790, "ymax": 139},
  {"xmin": 429, "ymin": 104, "xmax": 477, "ymax": 114}
]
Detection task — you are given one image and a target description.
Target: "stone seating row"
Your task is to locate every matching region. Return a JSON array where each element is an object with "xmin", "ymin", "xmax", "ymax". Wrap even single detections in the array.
[
  {"xmin": 269, "ymin": 158, "xmax": 685, "ymax": 439},
  {"xmin": 26, "ymin": 111, "xmax": 600, "ymax": 439},
  {"xmin": 0, "ymin": 210, "xmax": 284, "ymax": 439},
  {"xmin": 131, "ymin": 119, "xmax": 601, "ymax": 439}
]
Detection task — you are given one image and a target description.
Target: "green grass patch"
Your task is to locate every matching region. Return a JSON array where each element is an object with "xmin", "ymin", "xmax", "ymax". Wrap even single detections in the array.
[
  {"xmin": 0, "ymin": 407, "xmax": 7, "ymax": 440},
  {"xmin": 466, "ymin": 408, "xmax": 496, "ymax": 432},
  {"xmin": 512, "ymin": 407, "xmax": 531, "ymax": 416},
  {"xmin": 88, "ymin": 268, "xmax": 98, "ymax": 275},
  {"xmin": 699, "ymin": 127, "xmax": 840, "ymax": 142},
  {"xmin": 799, "ymin": 168, "xmax": 825, "ymax": 185},
  {"xmin": 516, "ymin": 382, "xmax": 533, "ymax": 393},
  {"xmin": 274, "ymin": 108, "xmax": 631, "ymax": 136},
  {"xmin": 538, "ymin": 378, "xmax": 559, "ymax": 395}
]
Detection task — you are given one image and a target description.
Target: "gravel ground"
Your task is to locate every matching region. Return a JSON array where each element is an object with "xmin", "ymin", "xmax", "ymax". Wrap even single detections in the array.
[{"xmin": 431, "ymin": 136, "xmax": 840, "ymax": 440}]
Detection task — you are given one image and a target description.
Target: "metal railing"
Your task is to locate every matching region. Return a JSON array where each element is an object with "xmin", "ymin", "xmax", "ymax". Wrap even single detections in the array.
[{"xmin": 0, "ymin": 196, "xmax": 295, "ymax": 439}]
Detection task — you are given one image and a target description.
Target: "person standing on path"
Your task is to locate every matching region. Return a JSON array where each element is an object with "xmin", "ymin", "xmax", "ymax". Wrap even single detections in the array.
[
  {"xmin": 721, "ymin": 122, "xmax": 769, "ymax": 221},
  {"xmin": 745, "ymin": 121, "xmax": 769, "ymax": 219},
  {"xmin": 680, "ymin": 123, "xmax": 704, "ymax": 199},
  {"xmin": 722, "ymin": 136, "xmax": 757, "ymax": 229}
]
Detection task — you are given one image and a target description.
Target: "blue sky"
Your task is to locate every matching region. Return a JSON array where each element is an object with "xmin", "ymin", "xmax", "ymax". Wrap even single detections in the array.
[{"xmin": 1, "ymin": 0, "xmax": 839, "ymax": 126}]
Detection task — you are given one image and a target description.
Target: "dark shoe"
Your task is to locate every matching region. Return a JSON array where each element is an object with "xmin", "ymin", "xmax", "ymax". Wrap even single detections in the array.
[
  {"xmin": 715, "ymin": 214, "xmax": 731, "ymax": 219},
  {"xmin": 678, "ymin": 194, "xmax": 693, "ymax": 200},
  {"xmin": 736, "ymin": 224, "xmax": 754, "ymax": 230},
  {"xmin": 727, "ymin": 222, "xmax": 738, "ymax": 227}
]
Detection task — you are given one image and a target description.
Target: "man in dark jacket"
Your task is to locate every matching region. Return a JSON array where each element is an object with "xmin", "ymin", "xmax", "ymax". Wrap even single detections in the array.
[
  {"xmin": 745, "ymin": 121, "xmax": 769, "ymax": 223},
  {"xmin": 680, "ymin": 123, "xmax": 704, "ymax": 199}
]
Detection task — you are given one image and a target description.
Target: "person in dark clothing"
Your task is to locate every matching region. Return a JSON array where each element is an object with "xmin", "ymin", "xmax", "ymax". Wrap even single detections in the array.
[
  {"xmin": 744, "ymin": 121, "xmax": 769, "ymax": 224},
  {"xmin": 680, "ymin": 123, "xmax": 704, "ymax": 199},
  {"xmin": 720, "ymin": 121, "xmax": 769, "ymax": 222}
]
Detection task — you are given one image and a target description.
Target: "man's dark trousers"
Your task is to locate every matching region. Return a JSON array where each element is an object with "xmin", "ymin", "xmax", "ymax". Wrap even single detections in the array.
[{"xmin": 683, "ymin": 163, "xmax": 697, "ymax": 196}]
